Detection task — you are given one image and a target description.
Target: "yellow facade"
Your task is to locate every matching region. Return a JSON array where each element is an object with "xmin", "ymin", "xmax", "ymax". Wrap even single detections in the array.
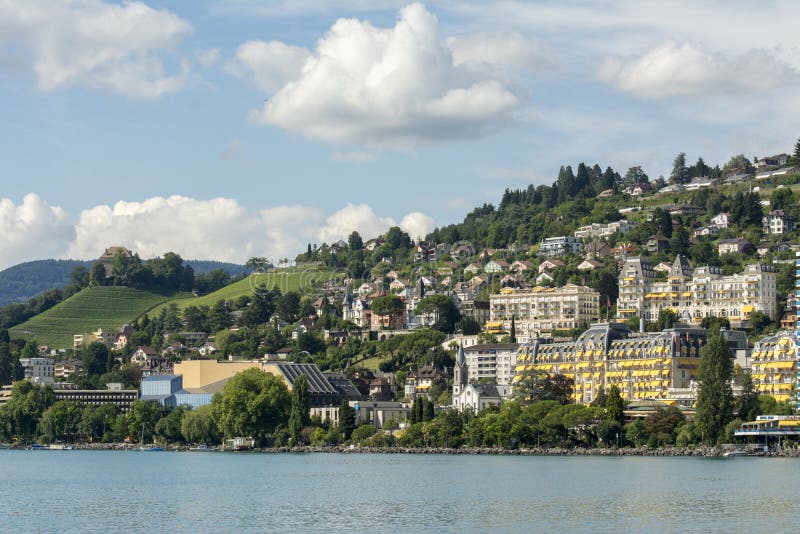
[
  {"xmin": 514, "ymin": 325, "xmax": 706, "ymax": 404},
  {"xmin": 750, "ymin": 332, "xmax": 797, "ymax": 403}
]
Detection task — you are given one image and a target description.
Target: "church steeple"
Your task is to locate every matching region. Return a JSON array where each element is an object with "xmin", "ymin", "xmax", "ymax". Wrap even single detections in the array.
[{"xmin": 453, "ymin": 344, "xmax": 468, "ymax": 397}]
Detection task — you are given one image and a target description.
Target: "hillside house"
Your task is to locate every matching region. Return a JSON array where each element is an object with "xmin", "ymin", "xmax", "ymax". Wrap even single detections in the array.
[
  {"xmin": 763, "ymin": 210, "xmax": 796, "ymax": 235},
  {"xmin": 718, "ymin": 238, "xmax": 753, "ymax": 255}
]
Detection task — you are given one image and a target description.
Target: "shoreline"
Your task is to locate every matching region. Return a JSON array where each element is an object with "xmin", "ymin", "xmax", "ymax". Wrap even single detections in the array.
[{"xmin": 6, "ymin": 443, "xmax": 800, "ymax": 457}]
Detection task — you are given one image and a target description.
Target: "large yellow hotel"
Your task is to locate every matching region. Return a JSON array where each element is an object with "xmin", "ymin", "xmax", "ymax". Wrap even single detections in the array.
[{"xmin": 513, "ymin": 323, "xmax": 714, "ymax": 405}]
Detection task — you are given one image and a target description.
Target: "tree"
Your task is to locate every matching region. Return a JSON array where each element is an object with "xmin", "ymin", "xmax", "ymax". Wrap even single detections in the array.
[
  {"xmin": 623, "ymin": 166, "xmax": 649, "ymax": 186},
  {"xmin": 414, "ymin": 294, "xmax": 461, "ymax": 334},
  {"xmin": 514, "ymin": 369, "xmax": 574, "ymax": 405},
  {"xmin": 288, "ymin": 375, "xmax": 310, "ymax": 444},
  {"xmin": 181, "ymin": 405, "xmax": 220, "ymax": 444},
  {"xmin": 371, "ymin": 295, "xmax": 404, "ymax": 319},
  {"xmin": 509, "ymin": 317, "xmax": 517, "ymax": 344},
  {"xmin": 155, "ymin": 405, "xmax": 188, "ymax": 444},
  {"xmin": 735, "ymin": 368, "xmax": 760, "ymax": 422},
  {"xmin": 212, "ymin": 369, "xmax": 291, "ymax": 441},
  {"xmin": 670, "ymin": 152, "xmax": 689, "ymax": 184},
  {"xmin": 794, "ymin": 136, "xmax": 800, "ymax": 163},
  {"xmin": 604, "ymin": 385, "xmax": 625, "ymax": 425},
  {"xmin": 347, "ymin": 231, "xmax": 363, "ymax": 251},
  {"xmin": 82, "ymin": 342, "xmax": 111, "ymax": 377},
  {"xmin": 695, "ymin": 328, "xmax": 734, "ymax": 444},
  {"xmin": 1, "ymin": 381, "xmax": 54, "ymax": 441},
  {"xmin": 89, "ymin": 262, "xmax": 107, "ymax": 286},
  {"xmin": 39, "ymin": 401, "xmax": 83, "ymax": 443},
  {"xmin": 656, "ymin": 309, "xmax": 677, "ymax": 331},
  {"xmin": 338, "ymin": 401, "xmax": 356, "ymax": 440},
  {"xmin": 126, "ymin": 400, "xmax": 162, "ymax": 443},
  {"xmin": 80, "ymin": 403, "xmax": 119, "ymax": 442}
]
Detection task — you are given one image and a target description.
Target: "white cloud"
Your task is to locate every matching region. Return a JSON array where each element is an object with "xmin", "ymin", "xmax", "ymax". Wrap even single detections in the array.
[
  {"xmin": 331, "ymin": 151, "xmax": 376, "ymax": 162},
  {"xmin": 0, "ymin": 194, "xmax": 434, "ymax": 269},
  {"xmin": 447, "ymin": 31, "xmax": 551, "ymax": 69},
  {"xmin": 197, "ymin": 48, "xmax": 221, "ymax": 69},
  {"xmin": 0, "ymin": 0, "xmax": 192, "ymax": 98},
  {"xmin": 225, "ymin": 40, "xmax": 311, "ymax": 92},
  {"xmin": 399, "ymin": 211, "xmax": 434, "ymax": 240},
  {"xmin": 598, "ymin": 41, "xmax": 799, "ymax": 99},
  {"xmin": 243, "ymin": 3, "xmax": 520, "ymax": 146},
  {"xmin": 0, "ymin": 194, "xmax": 75, "ymax": 270},
  {"xmin": 318, "ymin": 204, "xmax": 396, "ymax": 244}
]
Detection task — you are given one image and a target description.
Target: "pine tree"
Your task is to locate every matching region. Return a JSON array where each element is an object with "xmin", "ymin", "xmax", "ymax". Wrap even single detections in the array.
[
  {"xmin": 670, "ymin": 152, "xmax": 688, "ymax": 184},
  {"xmin": 424, "ymin": 398, "xmax": 435, "ymax": 421},
  {"xmin": 509, "ymin": 317, "xmax": 517, "ymax": 344},
  {"xmin": 695, "ymin": 328, "xmax": 734, "ymax": 444}
]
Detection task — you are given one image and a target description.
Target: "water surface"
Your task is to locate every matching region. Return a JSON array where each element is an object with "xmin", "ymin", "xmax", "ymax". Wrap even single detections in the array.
[{"xmin": 1, "ymin": 450, "xmax": 796, "ymax": 533}]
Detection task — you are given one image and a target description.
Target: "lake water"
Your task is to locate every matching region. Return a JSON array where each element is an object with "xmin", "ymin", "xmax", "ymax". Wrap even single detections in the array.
[{"xmin": 1, "ymin": 450, "xmax": 798, "ymax": 533}]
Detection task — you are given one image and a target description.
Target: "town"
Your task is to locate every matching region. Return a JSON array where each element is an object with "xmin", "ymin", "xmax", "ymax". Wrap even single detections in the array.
[{"xmin": 1, "ymin": 147, "xmax": 800, "ymax": 452}]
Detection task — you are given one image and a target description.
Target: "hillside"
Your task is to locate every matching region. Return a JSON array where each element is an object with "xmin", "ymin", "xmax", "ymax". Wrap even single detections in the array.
[
  {"xmin": 9, "ymin": 286, "xmax": 180, "ymax": 349},
  {"xmin": 0, "ymin": 259, "xmax": 246, "ymax": 307},
  {"xmin": 149, "ymin": 267, "xmax": 338, "ymax": 316},
  {"xmin": 0, "ymin": 260, "xmax": 92, "ymax": 306}
]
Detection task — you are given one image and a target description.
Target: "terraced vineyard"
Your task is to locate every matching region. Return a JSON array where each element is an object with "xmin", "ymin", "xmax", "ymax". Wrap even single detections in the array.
[{"xmin": 9, "ymin": 286, "xmax": 179, "ymax": 349}]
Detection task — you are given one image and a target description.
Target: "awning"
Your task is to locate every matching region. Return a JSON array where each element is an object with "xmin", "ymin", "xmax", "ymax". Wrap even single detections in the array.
[
  {"xmin": 765, "ymin": 361, "xmax": 795, "ymax": 370},
  {"xmin": 742, "ymin": 305, "xmax": 755, "ymax": 313}
]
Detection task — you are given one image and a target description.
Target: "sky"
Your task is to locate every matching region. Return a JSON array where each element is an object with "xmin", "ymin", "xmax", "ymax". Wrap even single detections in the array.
[{"xmin": 1, "ymin": 0, "xmax": 800, "ymax": 269}]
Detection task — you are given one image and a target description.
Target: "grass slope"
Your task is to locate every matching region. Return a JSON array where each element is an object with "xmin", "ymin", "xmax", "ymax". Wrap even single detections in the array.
[
  {"xmin": 149, "ymin": 268, "xmax": 337, "ymax": 316},
  {"xmin": 9, "ymin": 286, "xmax": 179, "ymax": 349}
]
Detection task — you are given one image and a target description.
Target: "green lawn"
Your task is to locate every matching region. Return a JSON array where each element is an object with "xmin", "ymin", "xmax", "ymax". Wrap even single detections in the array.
[
  {"xmin": 9, "ymin": 286, "xmax": 179, "ymax": 349},
  {"xmin": 356, "ymin": 356, "xmax": 391, "ymax": 371},
  {"xmin": 148, "ymin": 268, "xmax": 339, "ymax": 316}
]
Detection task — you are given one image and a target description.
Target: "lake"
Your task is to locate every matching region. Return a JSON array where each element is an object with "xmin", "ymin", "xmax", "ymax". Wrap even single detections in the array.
[{"xmin": 1, "ymin": 450, "xmax": 797, "ymax": 533}]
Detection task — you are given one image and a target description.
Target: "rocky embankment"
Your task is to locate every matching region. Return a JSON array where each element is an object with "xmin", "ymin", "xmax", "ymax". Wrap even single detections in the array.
[{"xmin": 7, "ymin": 443, "xmax": 800, "ymax": 457}]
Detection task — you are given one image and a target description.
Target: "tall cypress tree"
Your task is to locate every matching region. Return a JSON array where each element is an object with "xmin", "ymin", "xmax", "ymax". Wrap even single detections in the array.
[
  {"xmin": 288, "ymin": 375, "xmax": 310, "ymax": 443},
  {"xmin": 695, "ymin": 328, "xmax": 734, "ymax": 444}
]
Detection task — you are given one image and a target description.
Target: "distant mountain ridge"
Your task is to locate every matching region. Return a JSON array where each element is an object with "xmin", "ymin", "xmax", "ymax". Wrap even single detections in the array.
[{"xmin": 0, "ymin": 259, "xmax": 247, "ymax": 306}]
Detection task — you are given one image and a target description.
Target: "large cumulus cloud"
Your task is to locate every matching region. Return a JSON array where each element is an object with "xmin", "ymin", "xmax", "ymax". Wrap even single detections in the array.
[
  {"xmin": 232, "ymin": 3, "xmax": 521, "ymax": 146},
  {"xmin": 0, "ymin": 194, "xmax": 435, "ymax": 270},
  {"xmin": 0, "ymin": 0, "xmax": 191, "ymax": 98}
]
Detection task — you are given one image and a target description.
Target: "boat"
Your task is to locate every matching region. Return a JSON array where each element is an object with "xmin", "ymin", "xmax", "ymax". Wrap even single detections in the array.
[
  {"xmin": 138, "ymin": 446, "xmax": 164, "ymax": 452},
  {"xmin": 28, "ymin": 443, "xmax": 49, "ymax": 450},
  {"xmin": 188, "ymin": 444, "xmax": 210, "ymax": 452}
]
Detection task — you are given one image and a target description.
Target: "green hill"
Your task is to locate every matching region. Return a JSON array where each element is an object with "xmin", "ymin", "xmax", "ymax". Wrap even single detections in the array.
[
  {"xmin": 149, "ymin": 267, "xmax": 338, "ymax": 316},
  {"xmin": 9, "ymin": 286, "xmax": 180, "ymax": 349}
]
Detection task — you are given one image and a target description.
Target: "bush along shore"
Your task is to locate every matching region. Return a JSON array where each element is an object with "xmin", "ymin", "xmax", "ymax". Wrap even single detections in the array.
[{"xmin": 8, "ymin": 442, "xmax": 800, "ymax": 457}]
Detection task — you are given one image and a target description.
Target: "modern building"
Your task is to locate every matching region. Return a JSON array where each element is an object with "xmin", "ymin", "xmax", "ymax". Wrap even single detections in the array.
[
  {"xmin": 172, "ymin": 359, "xmax": 359, "ymax": 410},
  {"xmin": 489, "ymin": 285, "xmax": 601, "ymax": 340},
  {"xmin": 53, "ymin": 383, "xmax": 138, "ymax": 412},
  {"xmin": 513, "ymin": 323, "xmax": 710, "ymax": 405},
  {"xmin": 617, "ymin": 256, "xmax": 777, "ymax": 326},
  {"xmin": 461, "ymin": 343, "xmax": 520, "ymax": 386},
  {"xmin": 574, "ymin": 220, "xmax": 636, "ymax": 239},
  {"xmin": 538, "ymin": 236, "xmax": 582, "ymax": 257},
  {"xmin": 19, "ymin": 357, "xmax": 55, "ymax": 385}
]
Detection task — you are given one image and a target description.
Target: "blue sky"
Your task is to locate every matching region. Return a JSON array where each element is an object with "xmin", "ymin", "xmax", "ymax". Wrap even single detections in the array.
[{"xmin": 1, "ymin": 0, "xmax": 799, "ymax": 269}]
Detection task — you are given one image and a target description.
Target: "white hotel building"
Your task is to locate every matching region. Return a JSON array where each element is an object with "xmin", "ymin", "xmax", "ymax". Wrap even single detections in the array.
[
  {"xmin": 617, "ymin": 255, "xmax": 777, "ymax": 326},
  {"xmin": 488, "ymin": 284, "xmax": 601, "ymax": 341}
]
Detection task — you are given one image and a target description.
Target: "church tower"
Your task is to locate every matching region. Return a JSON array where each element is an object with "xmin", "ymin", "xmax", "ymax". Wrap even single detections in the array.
[{"xmin": 453, "ymin": 344, "xmax": 468, "ymax": 398}]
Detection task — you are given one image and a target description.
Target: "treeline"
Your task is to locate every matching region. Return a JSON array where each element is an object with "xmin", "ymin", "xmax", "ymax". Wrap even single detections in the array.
[{"xmin": 296, "ymin": 226, "xmax": 415, "ymax": 279}]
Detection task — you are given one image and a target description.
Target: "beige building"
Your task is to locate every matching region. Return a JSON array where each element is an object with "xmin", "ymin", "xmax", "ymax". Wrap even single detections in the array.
[
  {"xmin": 489, "ymin": 284, "xmax": 600, "ymax": 340},
  {"xmin": 617, "ymin": 256, "xmax": 777, "ymax": 327}
]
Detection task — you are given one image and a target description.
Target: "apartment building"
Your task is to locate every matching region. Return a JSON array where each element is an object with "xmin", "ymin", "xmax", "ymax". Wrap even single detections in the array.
[
  {"xmin": 749, "ymin": 331, "xmax": 796, "ymax": 404},
  {"xmin": 489, "ymin": 285, "xmax": 601, "ymax": 340},
  {"xmin": 617, "ymin": 255, "xmax": 777, "ymax": 327}
]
